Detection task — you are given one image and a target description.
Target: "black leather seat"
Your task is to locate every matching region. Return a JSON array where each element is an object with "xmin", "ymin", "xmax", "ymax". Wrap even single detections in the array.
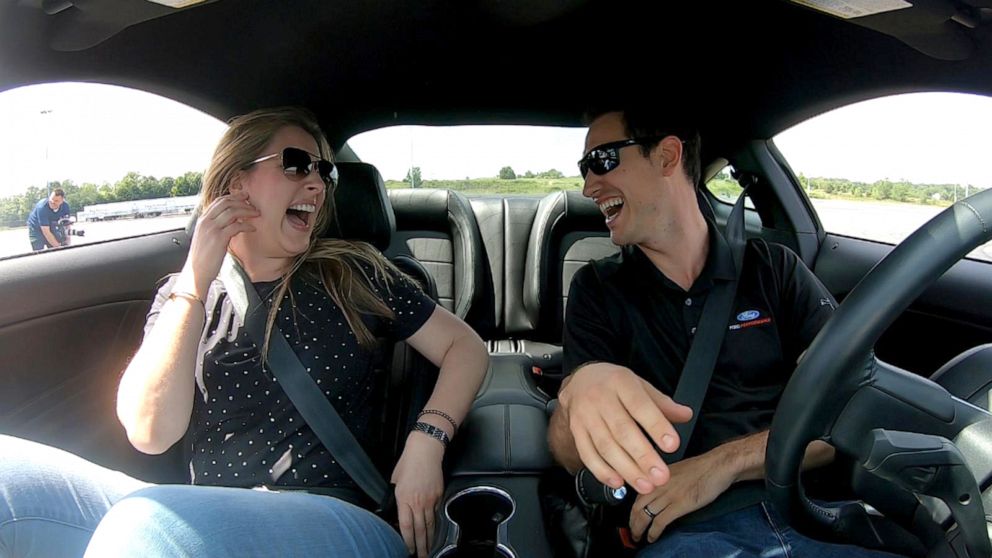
[
  {"xmin": 387, "ymin": 189, "xmax": 495, "ymax": 337},
  {"xmin": 459, "ymin": 191, "xmax": 616, "ymax": 383},
  {"xmin": 332, "ymin": 163, "xmax": 439, "ymax": 298},
  {"xmin": 332, "ymin": 162, "xmax": 442, "ymax": 470},
  {"xmin": 521, "ymin": 189, "xmax": 718, "ymax": 343},
  {"xmin": 523, "ymin": 190, "xmax": 618, "ymax": 344}
]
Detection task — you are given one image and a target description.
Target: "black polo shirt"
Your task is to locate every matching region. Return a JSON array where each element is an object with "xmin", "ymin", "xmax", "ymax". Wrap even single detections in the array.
[{"xmin": 563, "ymin": 221, "xmax": 836, "ymax": 458}]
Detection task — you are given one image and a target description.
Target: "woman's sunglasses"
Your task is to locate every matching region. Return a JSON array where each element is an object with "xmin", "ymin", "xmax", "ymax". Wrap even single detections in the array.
[
  {"xmin": 577, "ymin": 137, "xmax": 663, "ymax": 179},
  {"xmin": 249, "ymin": 147, "xmax": 338, "ymax": 187}
]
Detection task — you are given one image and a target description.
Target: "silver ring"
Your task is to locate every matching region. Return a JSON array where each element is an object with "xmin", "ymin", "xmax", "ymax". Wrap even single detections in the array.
[{"xmin": 643, "ymin": 505, "xmax": 659, "ymax": 519}]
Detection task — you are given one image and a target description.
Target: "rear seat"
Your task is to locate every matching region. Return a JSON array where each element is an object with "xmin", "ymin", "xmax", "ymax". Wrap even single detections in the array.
[
  {"xmin": 524, "ymin": 190, "xmax": 617, "ymax": 344},
  {"xmin": 384, "ymin": 190, "xmax": 614, "ymax": 371},
  {"xmin": 434, "ymin": 192, "xmax": 613, "ymax": 387},
  {"xmin": 388, "ymin": 189, "xmax": 496, "ymax": 337}
]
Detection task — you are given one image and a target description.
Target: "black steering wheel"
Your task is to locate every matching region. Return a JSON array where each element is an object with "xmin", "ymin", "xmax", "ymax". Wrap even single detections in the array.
[{"xmin": 766, "ymin": 188, "xmax": 992, "ymax": 557}]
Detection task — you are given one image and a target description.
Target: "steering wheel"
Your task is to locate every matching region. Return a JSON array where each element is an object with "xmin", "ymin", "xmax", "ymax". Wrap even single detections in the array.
[{"xmin": 766, "ymin": 188, "xmax": 992, "ymax": 557}]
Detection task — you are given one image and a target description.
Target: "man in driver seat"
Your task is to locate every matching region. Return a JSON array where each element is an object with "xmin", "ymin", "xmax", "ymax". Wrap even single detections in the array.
[{"xmin": 547, "ymin": 109, "xmax": 902, "ymax": 557}]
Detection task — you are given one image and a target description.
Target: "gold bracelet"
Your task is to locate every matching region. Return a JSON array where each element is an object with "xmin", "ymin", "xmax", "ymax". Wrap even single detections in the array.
[{"xmin": 168, "ymin": 290, "xmax": 205, "ymax": 311}]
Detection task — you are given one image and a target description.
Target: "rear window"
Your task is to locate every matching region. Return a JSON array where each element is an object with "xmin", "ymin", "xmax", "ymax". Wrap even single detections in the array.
[{"xmin": 346, "ymin": 125, "xmax": 586, "ymax": 196}]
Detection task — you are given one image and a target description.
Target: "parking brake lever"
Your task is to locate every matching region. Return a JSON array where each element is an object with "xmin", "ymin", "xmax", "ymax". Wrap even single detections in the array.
[{"xmin": 862, "ymin": 429, "xmax": 990, "ymax": 558}]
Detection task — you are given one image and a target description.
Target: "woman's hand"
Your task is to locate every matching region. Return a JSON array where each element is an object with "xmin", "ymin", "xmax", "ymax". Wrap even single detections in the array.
[
  {"xmin": 391, "ymin": 433, "xmax": 445, "ymax": 558},
  {"xmin": 179, "ymin": 190, "xmax": 258, "ymax": 296}
]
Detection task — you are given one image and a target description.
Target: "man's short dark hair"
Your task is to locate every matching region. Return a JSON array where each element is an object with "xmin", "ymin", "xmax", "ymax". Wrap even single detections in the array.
[
  {"xmin": 52, "ymin": 188, "xmax": 65, "ymax": 197},
  {"xmin": 584, "ymin": 108, "xmax": 702, "ymax": 187}
]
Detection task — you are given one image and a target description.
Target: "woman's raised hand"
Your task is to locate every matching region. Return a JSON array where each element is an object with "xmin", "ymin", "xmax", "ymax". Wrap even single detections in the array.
[{"xmin": 179, "ymin": 190, "xmax": 259, "ymax": 296}]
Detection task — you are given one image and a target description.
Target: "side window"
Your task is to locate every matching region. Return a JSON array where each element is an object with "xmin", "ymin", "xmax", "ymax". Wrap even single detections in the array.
[
  {"xmin": 705, "ymin": 165, "xmax": 755, "ymax": 210},
  {"xmin": 774, "ymin": 92, "xmax": 991, "ymax": 264},
  {"xmin": 706, "ymin": 166, "xmax": 743, "ymax": 202},
  {"xmin": 346, "ymin": 125, "xmax": 586, "ymax": 196},
  {"xmin": 0, "ymin": 83, "xmax": 225, "ymax": 259}
]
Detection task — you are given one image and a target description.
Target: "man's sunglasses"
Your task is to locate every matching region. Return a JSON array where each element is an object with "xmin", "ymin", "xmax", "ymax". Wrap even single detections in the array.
[
  {"xmin": 248, "ymin": 147, "xmax": 338, "ymax": 187},
  {"xmin": 577, "ymin": 137, "xmax": 663, "ymax": 179}
]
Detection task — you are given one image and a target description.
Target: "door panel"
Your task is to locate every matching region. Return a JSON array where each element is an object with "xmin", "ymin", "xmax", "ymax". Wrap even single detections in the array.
[
  {"xmin": 0, "ymin": 229, "xmax": 191, "ymax": 482},
  {"xmin": 814, "ymin": 233, "xmax": 992, "ymax": 376}
]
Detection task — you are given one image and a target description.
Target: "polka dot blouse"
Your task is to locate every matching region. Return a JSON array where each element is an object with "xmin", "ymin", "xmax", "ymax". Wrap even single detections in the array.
[{"xmin": 144, "ymin": 264, "xmax": 434, "ymax": 493}]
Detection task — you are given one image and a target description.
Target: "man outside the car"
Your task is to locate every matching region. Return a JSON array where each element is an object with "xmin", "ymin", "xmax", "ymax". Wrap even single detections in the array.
[
  {"xmin": 547, "ymin": 109, "xmax": 901, "ymax": 557},
  {"xmin": 27, "ymin": 187, "xmax": 71, "ymax": 251}
]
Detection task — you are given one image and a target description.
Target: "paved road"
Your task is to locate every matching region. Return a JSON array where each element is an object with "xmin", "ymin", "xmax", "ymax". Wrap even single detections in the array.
[
  {"xmin": 0, "ymin": 215, "xmax": 190, "ymax": 259},
  {"xmin": 809, "ymin": 198, "xmax": 992, "ymax": 262}
]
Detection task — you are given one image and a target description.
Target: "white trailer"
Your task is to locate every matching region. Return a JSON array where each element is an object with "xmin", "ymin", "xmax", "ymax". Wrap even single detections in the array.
[{"xmin": 78, "ymin": 195, "xmax": 199, "ymax": 222}]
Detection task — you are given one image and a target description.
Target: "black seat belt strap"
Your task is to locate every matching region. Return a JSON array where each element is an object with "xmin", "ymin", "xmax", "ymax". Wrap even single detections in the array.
[
  {"xmin": 234, "ymin": 266, "xmax": 391, "ymax": 509},
  {"xmin": 669, "ymin": 187, "xmax": 748, "ymax": 462}
]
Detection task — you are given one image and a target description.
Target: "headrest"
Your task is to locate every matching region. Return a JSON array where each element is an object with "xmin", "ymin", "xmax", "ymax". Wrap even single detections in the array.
[{"xmin": 327, "ymin": 162, "xmax": 396, "ymax": 250}]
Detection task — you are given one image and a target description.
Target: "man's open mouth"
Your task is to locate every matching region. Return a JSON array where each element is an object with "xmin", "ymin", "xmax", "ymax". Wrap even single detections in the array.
[{"xmin": 598, "ymin": 198, "xmax": 624, "ymax": 225}]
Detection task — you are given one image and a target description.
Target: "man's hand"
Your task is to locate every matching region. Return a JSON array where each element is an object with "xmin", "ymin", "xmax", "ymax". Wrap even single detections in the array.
[
  {"xmin": 628, "ymin": 451, "xmax": 735, "ymax": 543},
  {"xmin": 558, "ymin": 363, "xmax": 693, "ymax": 494},
  {"xmin": 40, "ymin": 225, "xmax": 61, "ymax": 249}
]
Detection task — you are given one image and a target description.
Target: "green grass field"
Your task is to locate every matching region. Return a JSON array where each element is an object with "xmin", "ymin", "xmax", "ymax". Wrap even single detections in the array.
[{"xmin": 385, "ymin": 178, "xmax": 583, "ymax": 196}]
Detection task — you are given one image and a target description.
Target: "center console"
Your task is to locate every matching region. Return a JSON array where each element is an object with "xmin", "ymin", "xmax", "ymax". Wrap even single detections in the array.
[{"xmin": 432, "ymin": 354, "xmax": 556, "ymax": 558}]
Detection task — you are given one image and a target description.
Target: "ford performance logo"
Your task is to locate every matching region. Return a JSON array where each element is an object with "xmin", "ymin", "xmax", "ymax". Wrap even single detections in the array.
[{"xmin": 737, "ymin": 310, "xmax": 761, "ymax": 322}]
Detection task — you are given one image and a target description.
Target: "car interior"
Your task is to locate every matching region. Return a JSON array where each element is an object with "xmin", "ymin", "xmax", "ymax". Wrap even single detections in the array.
[{"xmin": 1, "ymin": 1, "xmax": 991, "ymax": 557}]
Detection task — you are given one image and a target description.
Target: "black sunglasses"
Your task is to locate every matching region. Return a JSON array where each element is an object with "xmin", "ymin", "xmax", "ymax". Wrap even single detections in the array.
[
  {"xmin": 577, "ymin": 137, "xmax": 663, "ymax": 179},
  {"xmin": 249, "ymin": 147, "xmax": 338, "ymax": 187}
]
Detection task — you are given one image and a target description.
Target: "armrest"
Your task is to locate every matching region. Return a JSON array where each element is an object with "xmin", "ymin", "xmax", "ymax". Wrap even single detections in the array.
[{"xmin": 448, "ymin": 402, "xmax": 553, "ymax": 475}]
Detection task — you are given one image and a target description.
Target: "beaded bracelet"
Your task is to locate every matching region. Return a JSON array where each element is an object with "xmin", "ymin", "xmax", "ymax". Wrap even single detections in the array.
[{"xmin": 418, "ymin": 409, "xmax": 458, "ymax": 434}]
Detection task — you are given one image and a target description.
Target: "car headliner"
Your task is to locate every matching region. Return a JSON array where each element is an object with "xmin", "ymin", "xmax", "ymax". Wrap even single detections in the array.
[{"xmin": 1, "ymin": 0, "xmax": 990, "ymax": 156}]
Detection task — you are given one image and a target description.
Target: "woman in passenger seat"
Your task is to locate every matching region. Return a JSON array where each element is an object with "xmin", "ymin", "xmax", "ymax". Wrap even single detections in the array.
[{"xmin": 0, "ymin": 106, "xmax": 489, "ymax": 558}]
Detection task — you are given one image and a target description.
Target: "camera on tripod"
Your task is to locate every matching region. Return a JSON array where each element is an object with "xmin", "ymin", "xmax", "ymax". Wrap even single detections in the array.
[{"xmin": 52, "ymin": 216, "xmax": 85, "ymax": 246}]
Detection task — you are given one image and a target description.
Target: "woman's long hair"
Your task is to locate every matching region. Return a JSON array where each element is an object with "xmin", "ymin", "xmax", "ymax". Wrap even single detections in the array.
[{"xmin": 199, "ymin": 106, "xmax": 412, "ymax": 354}]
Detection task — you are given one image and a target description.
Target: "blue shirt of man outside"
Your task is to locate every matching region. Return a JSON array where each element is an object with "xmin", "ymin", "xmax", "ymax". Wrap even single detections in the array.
[{"xmin": 27, "ymin": 191, "xmax": 71, "ymax": 251}]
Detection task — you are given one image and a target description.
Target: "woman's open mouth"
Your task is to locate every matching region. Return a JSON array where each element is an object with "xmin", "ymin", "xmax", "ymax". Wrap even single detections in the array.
[{"xmin": 285, "ymin": 203, "xmax": 316, "ymax": 230}]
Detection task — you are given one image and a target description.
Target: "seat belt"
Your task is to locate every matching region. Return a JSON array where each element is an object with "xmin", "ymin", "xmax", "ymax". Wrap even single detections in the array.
[
  {"xmin": 220, "ymin": 260, "xmax": 391, "ymax": 511},
  {"xmin": 668, "ymin": 187, "xmax": 748, "ymax": 462}
]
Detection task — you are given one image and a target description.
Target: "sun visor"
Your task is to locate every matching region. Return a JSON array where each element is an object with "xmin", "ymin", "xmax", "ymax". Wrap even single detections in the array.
[{"xmin": 788, "ymin": 0, "xmax": 988, "ymax": 60}]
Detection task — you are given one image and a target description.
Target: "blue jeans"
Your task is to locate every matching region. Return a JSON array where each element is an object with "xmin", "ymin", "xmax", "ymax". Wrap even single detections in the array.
[
  {"xmin": 0, "ymin": 435, "xmax": 406, "ymax": 558},
  {"xmin": 637, "ymin": 502, "xmax": 904, "ymax": 558}
]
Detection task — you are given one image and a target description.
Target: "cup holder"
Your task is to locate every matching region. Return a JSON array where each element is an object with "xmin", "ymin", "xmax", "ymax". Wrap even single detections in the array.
[{"xmin": 436, "ymin": 486, "xmax": 516, "ymax": 558}]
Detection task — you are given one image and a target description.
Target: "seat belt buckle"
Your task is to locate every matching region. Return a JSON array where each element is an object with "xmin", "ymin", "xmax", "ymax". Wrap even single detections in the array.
[
  {"xmin": 376, "ymin": 486, "xmax": 397, "ymax": 516},
  {"xmin": 617, "ymin": 527, "xmax": 638, "ymax": 549}
]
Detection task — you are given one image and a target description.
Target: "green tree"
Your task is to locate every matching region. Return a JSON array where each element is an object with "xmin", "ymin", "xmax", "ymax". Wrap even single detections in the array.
[
  {"xmin": 405, "ymin": 166, "xmax": 423, "ymax": 188},
  {"xmin": 72, "ymin": 183, "xmax": 102, "ymax": 209},
  {"xmin": 890, "ymin": 182, "xmax": 911, "ymax": 202},
  {"xmin": 114, "ymin": 172, "xmax": 143, "ymax": 201},
  {"xmin": 172, "ymin": 171, "xmax": 202, "ymax": 196},
  {"xmin": 871, "ymin": 180, "xmax": 893, "ymax": 200},
  {"xmin": 499, "ymin": 166, "xmax": 516, "ymax": 180},
  {"xmin": 98, "ymin": 183, "xmax": 116, "ymax": 203},
  {"xmin": 536, "ymin": 169, "xmax": 563, "ymax": 179}
]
